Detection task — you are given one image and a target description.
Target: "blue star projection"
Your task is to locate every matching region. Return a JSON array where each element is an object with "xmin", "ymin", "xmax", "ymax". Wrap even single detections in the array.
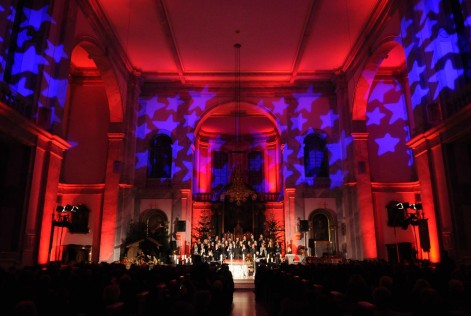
[
  {"xmin": 320, "ymin": 109, "xmax": 339, "ymax": 129},
  {"xmin": 20, "ymin": 6, "xmax": 55, "ymax": 31},
  {"xmin": 44, "ymin": 40, "xmax": 68, "ymax": 63},
  {"xmin": 16, "ymin": 29, "xmax": 32, "ymax": 48},
  {"xmin": 375, "ymin": 133, "xmax": 400, "ymax": 156},
  {"xmin": 188, "ymin": 86, "xmax": 216, "ymax": 112},
  {"xmin": 272, "ymin": 97, "xmax": 289, "ymax": 115},
  {"xmin": 293, "ymin": 85, "xmax": 319, "ymax": 113},
  {"xmin": 402, "ymin": 0, "xmax": 468, "ymax": 114},
  {"xmin": 6, "ymin": 2, "xmax": 464, "ymax": 191},
  {"xmin": 366, "ymin": 79, "xmax": 415, "ymax": 181},
  {"xmin": 12, "ymin": 46, "xmax": 49, "ymax": 75},
  {"xmin": 135, "ymin": 80, "xmax": 355, "ymax": 189},
  {"xmin": 2, "ymin": 4, "xmax": 69, "ymax": 129},
  {"xmin": 366, "ymin": 107, "xmax": 386, "ymax": 126}
]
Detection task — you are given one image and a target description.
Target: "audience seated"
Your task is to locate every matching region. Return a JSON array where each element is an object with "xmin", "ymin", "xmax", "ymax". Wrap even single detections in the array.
[
  {"xmin": 254, "ymin": 260, "xmax": 471, "ymax": 316},
  {"xmin": 0, "ymin": 261, "xmax": 234, "ymax": 316},
  {"xmin": 2, "ymin": 246, "xmax": 470, "ymax": 316}
]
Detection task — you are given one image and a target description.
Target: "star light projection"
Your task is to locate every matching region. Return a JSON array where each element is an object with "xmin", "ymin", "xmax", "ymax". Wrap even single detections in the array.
[
  {"xmin": 366, "ymin": 78, "xmax": 415, "ymax": 181},
  {"xmin": 293, "ymin": 85, "xmax": 319, "ymax": 113},
  {"xmin": 44, "ymin": 40, "xmax": 68, "ymax": 63},
  {"xmin": 136, "ymin": 86, "xmax": 217, "ymax": 183},
  {"xmin": 375, "ymin": 133, "xmax": 400, "ymax": 156},
  {"xmin": 135, "ymin": 81, "xmax": 353, "ymax": 190},
  {"xmin": 402, "ymin": 0, "xmax": 467, "ymax": 113},
  {"xmin": 20, "ymin": 6, "xmax": 55, "ymax": 31},
  {"xmin": 6, "ymin": 2, "xmax": 464, "ymax": 193},
  {"xmin": 272, "ymin": 97, "xmax": 289, "ymax": 115},
  {"xmin": 2, "ymin": 4, "xmax": 69, "ymax": 128}
]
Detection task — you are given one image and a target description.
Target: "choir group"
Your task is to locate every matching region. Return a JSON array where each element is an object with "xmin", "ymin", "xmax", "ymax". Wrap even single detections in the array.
[{"xmin": 192, "ymin": 233, "xmax": 283, "ymax": 262}]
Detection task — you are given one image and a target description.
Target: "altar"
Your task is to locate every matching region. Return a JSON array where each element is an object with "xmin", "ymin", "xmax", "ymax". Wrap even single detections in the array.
[{"xmin": 226, "ymin": 259, "xmax": 253, "ymax": 279}]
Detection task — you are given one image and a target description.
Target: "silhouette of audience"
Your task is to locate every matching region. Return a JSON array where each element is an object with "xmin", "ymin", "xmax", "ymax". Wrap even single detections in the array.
[{"xmin": 0, "ymin": 261, "xmax": 234, "ymax": 316}]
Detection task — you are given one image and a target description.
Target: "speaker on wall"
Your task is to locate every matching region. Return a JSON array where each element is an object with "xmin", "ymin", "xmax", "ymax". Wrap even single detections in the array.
[
  {"xmin": 386, "ymin": 201, "xmax": 406, "ymax": 227},
  {"xmin": 308, "ymin": 238, "xmax": 315, "ymax": 248},
  {"xmin": 176, "ymin": 220, "xmax": 186, "ymax": 232},
  {"xmin": 418, "ymin": 219, "xmax": 430, "ymax": 252},
  {"xmin": 300, "ymin": 220, "xmax": 309, "ymax": 232}
]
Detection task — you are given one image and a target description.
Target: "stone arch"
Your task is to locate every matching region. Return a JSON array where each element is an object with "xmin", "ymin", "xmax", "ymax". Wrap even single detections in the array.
[
  {"xmin": 192, "ymin": 100, "xmax": 283, "ymax": 195},
  {"xmin": 194, "ymin": 100, "xmax": 282, "ymax": 139},
  {"xmin": 352, "ymin": 36, "xmax": 403, "ymax": 121},
  {"xmin": 71, "ymin": 37, "xmax": 123, "ymax": 123},
  {"xmin": 140, "ymin": 209, "xmax": 169, "ymax": 235}
]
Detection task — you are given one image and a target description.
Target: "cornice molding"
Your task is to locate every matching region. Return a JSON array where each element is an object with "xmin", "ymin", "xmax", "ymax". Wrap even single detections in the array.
[
  {"xmin": 407, "ymin": 102, "xmax": 471, "ymax": 152},
  {"xmin": 343, "ymin": 0, "xmax": 399, "ymax": 75},
  {"xmin": 0, "ymin": 102, "xmax": 70, "ymax": 151}
]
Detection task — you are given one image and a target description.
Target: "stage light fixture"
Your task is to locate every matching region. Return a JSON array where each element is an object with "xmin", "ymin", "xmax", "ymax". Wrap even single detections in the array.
[
  {"xmin": 410, "ymin": 203, "xmax": 423, "ymax": 210},
  {"xmin": 396, "ymin": 202, "xmax": 409, "ymax": 210}
]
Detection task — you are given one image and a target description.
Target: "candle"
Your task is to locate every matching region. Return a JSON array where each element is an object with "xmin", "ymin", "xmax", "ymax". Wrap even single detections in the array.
[{"xmin": 243, "ymin": 254, "xmax": 245, "ymax": 262}]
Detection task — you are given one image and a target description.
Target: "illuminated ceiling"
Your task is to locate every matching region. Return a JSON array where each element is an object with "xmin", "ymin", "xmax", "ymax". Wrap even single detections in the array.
[
  {"xmin": 81, "ymin": 0, "xmax": 402, "ymax": 83},
  {"xmin": 73, "ymin": 0, "xmax": 405, "ymax": 139}
]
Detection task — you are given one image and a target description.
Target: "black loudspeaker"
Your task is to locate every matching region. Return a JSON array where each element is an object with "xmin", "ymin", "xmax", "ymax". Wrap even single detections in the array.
[
  {"xmin": 387, "ymin": 202, "xmax": 405, "ymax": 227},
  {"xmin": 418, "ymin": 219, "xmax": 430, "ymax": 252},
  {"xmin": 176, "ymin": 220, "xmax": 186, "ymax": 232},
  {"xmin": 300, "ymin": 220, "xmax": 309, "ymax": 232},
  {"xmin": 308, "ymin": 238, "xmax": 315, "ymax": 248}
]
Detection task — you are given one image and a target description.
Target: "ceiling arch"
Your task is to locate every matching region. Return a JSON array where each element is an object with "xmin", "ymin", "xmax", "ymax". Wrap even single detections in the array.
[{"xmin": 195, "ymin": 101, "xmax": 280, "ymax": 142}]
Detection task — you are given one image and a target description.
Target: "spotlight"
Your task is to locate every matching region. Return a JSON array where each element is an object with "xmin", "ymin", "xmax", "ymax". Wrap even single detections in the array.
[
  {"xmin": 396, "ymin": 202, "xmax": 410, "ymax": 210},
  {"xmin": 410, "ymin": 203, "xmax": 422, "ymax": 210}
]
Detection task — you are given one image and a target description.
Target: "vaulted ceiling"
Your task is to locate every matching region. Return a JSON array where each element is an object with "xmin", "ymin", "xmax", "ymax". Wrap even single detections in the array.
[
  {"xmin": 73, "ymin": 0, "xmax": 403, "ymax": 83},
  {"xmin": 72, "ymin": 0, "xmax": 405, "ymax": 138}
]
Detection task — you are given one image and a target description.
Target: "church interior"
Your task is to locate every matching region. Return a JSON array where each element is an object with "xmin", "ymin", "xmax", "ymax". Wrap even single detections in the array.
[{"xmin": 1, "ymin": 0, "xmax": 471, "ymax": 273}]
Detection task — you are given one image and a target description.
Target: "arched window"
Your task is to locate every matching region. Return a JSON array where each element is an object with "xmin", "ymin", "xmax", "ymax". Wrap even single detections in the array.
[
  {"xmin": 248, "ymin": 151, "xmax": 263, "ymax": 192},
  {"xmin": 148, "ymin": 134, "xmax": 172, "ymax": 178},
  {"xmin": 304, "ymin": 133, "xmax": 328, "ymax": 177},
  {"xmin": 212, "ymin": 151, "xmax": 228, "ymax": 190}
]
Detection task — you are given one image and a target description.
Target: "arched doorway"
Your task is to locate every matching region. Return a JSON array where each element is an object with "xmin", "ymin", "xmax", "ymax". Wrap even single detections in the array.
[
  {"xmin": 309, "ymin": 209, "xmax": 337, "ymax": 257},
  {"xmin": 140, "ymin": 209, "xmax": 168, "ymax": 236}
]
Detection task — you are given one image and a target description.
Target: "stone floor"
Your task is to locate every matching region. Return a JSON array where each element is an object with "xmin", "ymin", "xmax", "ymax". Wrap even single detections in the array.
[
  {"xmin": 231, "ymin": 289, "xmax": 268, "ymax": 316},
  {"xmin": 231, "ymin": 276, "xmax": 269, "ymax": 316}
]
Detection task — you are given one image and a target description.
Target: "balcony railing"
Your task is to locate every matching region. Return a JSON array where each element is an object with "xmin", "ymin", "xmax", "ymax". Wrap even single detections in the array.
[
  {"xmin": 0, "ymin": 82, "xmax": 35, "ymax": 119},
  {"xmin": 193, "ymin": 191, "xmax": 282, "ymax": 202}
]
